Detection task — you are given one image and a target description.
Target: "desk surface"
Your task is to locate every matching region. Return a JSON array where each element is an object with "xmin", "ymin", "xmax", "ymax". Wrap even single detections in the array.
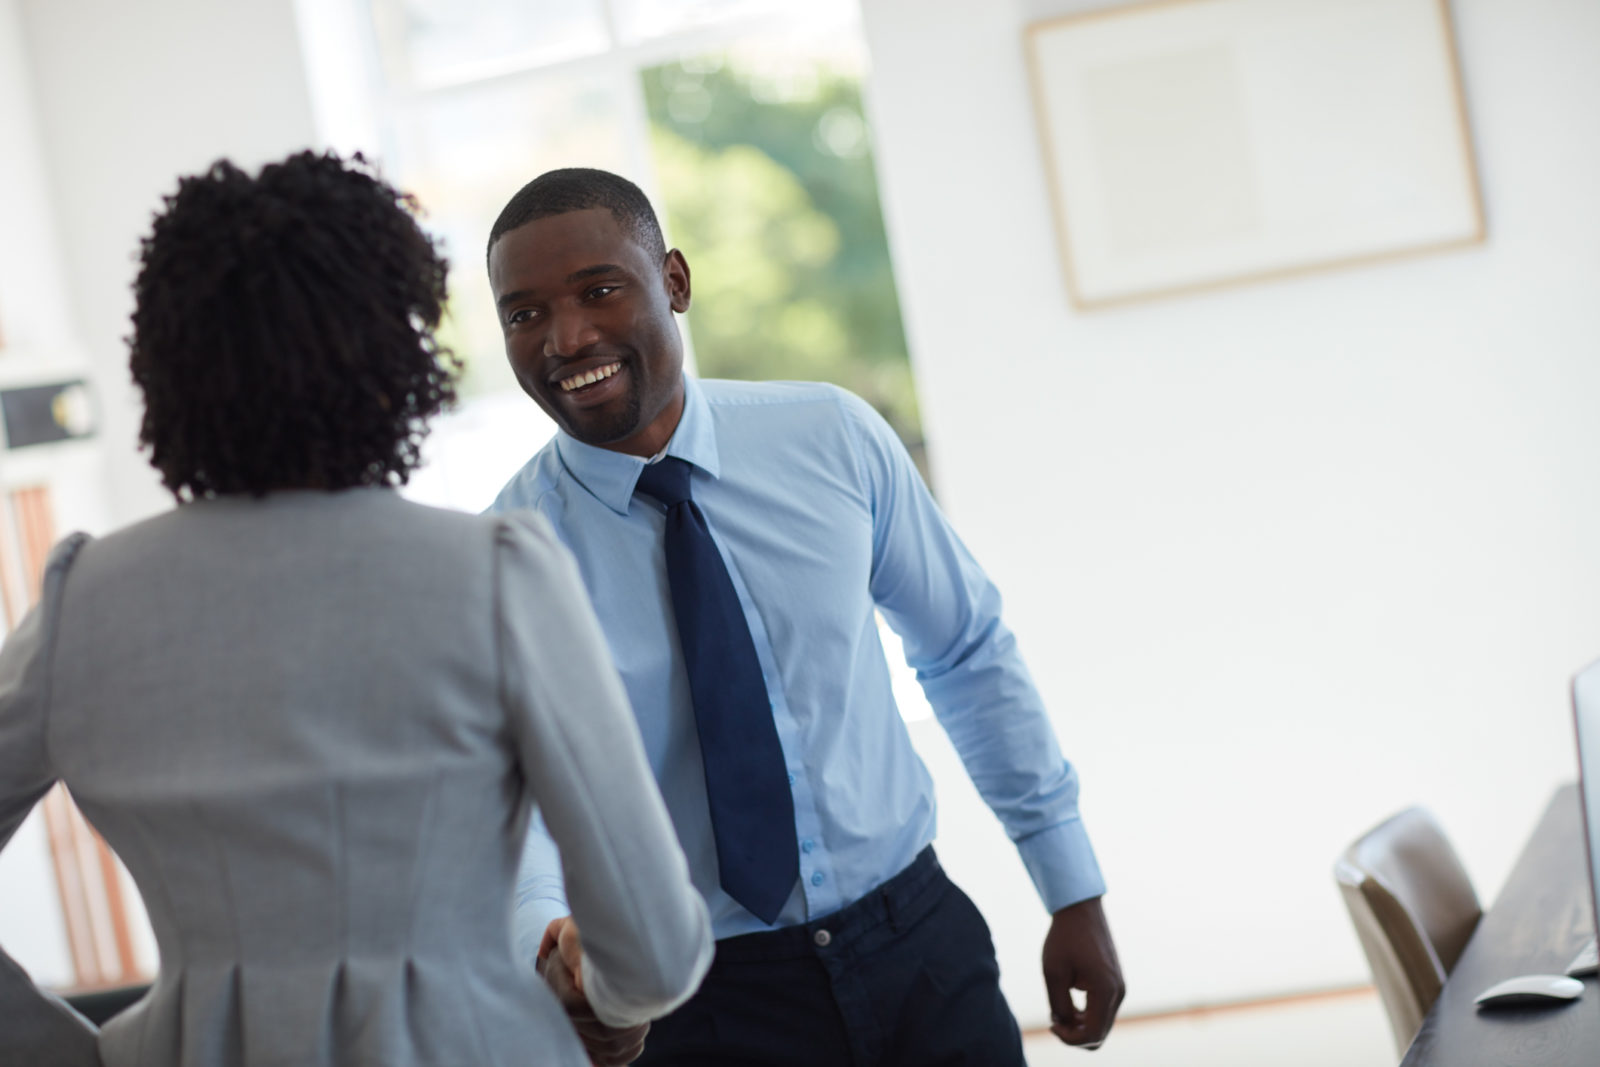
[{"xmin": 1401, "ymin": 784, "xmax": 1599, "ymax": 1066}]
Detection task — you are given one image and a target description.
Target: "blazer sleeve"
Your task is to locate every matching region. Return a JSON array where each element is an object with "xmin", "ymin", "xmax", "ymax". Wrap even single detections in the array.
[
  {"xmin": 492, "ymin": 512, "xmax": 712, "ymax": 1028},
  {"xmin": 0, "ymin": 535, "xmax": 101, "ymax": 1066}
]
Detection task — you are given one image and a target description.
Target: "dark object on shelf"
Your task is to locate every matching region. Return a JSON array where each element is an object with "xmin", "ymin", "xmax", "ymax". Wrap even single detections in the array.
[{"xmin": 1, "ymin": 380, "xmax": 95, "ymax": 450}]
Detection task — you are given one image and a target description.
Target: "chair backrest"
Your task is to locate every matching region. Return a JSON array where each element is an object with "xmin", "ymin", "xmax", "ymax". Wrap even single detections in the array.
[{"xmin": 1334, "ymin": 807, "xmax": 1482, "ymax": 1054}]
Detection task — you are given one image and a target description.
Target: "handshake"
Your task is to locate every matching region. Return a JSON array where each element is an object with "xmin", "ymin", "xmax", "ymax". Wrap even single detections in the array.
[{"xmin": 537, "ymin": 917, "xmax": 652, "ymax": 1066}]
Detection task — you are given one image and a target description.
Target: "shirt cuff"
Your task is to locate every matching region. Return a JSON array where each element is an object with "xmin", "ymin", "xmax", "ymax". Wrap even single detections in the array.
[
  {"xmin": 513, "ymin": 896, "xmax": 572, "ymax": 976},
  {"xmin": 1016, "ymin": 818, "xmax": 1107, "ymax": 913}
]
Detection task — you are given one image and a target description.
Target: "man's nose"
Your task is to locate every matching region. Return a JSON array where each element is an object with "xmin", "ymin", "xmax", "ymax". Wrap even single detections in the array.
[{"xmin": 544, "ymin": 306, "xmax": 600, "ymax": 359}]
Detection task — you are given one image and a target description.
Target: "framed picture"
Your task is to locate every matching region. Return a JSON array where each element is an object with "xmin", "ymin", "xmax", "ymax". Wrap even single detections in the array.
[{"xmin": 1024, "ymin": 0, "xmax": 1484, "ymax": 309}]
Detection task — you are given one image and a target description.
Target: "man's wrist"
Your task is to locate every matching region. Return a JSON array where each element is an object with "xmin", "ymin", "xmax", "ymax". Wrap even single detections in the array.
[
  {"xmin": 1017, "ymin": 819, "xmax": 1106, "ymax": 911},
  {"xmin": 1051, "ymin": 894, "xmax": 1105, "ymax": 919}
]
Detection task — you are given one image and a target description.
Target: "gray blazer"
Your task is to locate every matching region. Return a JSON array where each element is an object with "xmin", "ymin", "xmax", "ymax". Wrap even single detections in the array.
[{"xmin": 0, "ymin": 488, "xmax": 711, "ymax": 1067}]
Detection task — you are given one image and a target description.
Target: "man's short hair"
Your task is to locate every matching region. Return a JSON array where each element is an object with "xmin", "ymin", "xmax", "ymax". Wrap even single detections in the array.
[{"xmin": 487, "ymin": 168, "xmax": 667, "ymax": 263}]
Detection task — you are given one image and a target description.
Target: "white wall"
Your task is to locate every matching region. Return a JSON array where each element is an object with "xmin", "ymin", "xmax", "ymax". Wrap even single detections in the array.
[
  {"xmin": 0, "ymin": 0, "xmax": 74, "ymax": 366},
  {"xmin": 0, "ymin": 0, "xmax": 112, "ymax": 540},
  {"xmin": 862, "ymin": 0, "xmax": 1600, "ymax": 1022},
  {"xmin": 18, "ymin": 0, "xmax": 321, "ymax": 527}
]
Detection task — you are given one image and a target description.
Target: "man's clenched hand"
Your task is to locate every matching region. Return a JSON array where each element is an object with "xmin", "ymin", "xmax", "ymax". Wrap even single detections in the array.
[{"xmin": 537, "ymin": 917, "xmax": 651, "ymax": 1066}]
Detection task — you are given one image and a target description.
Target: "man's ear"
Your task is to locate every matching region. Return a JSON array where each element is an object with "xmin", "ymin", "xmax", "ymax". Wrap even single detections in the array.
[{"xmin": 663, "ymin": 248, "xmax": 692, "ymax": 313}]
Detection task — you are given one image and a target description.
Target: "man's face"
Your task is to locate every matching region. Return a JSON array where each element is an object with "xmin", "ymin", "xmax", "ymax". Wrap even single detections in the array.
[{"xmin": 489, "ymin": 208, "xmax": 691, "ymax": 456}]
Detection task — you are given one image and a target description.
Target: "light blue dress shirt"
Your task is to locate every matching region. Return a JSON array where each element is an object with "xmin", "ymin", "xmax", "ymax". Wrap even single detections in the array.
[{"xmin": 489, "ymin": 376, "xmax": 1104, "ymax": 951}]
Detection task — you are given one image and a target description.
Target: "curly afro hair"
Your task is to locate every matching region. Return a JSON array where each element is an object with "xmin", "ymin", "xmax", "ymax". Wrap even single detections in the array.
[{"xmin": 128, "ymin": 150, "xmax": 460, "ymax": 500}]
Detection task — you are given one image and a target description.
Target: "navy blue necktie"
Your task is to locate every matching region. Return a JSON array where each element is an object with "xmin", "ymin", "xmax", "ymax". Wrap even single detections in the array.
[{"xmin": 635, "ymin": 456, "xmax": 799, "ymax": 924}]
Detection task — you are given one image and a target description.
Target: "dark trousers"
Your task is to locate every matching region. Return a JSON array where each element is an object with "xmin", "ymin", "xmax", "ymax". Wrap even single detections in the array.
[{"xmin": 634, "ymin": 847, "xmax": 1025, "ymax": 1067}]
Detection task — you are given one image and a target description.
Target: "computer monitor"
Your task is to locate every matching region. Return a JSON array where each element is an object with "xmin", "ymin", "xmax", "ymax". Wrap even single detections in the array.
[{"xmin": 1572, "ymin": 660, "xmax": 1600, "ymax": 970}]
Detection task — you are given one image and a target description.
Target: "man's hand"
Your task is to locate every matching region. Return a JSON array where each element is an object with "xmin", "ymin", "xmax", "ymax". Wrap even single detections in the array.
[
  {"xmin": 1042, "ymin": 896, "xmax": 1124, "ymax": 1050},
  {"xmin": 537, "ymin": 917, "xmax": 651, "ymax": 1066}
]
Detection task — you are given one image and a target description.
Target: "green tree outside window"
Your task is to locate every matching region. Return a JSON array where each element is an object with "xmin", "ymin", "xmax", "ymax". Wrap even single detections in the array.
[{"xmin": 642, "ymin": 56, "xmax": 928, "ymax": 477}]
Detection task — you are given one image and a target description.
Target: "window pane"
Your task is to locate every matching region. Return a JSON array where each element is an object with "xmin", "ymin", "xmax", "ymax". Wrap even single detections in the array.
[
  {"xmin": 642, "ymin": 42, "xmax": 928, "ymax": 473},
  {"xmin": 610, "ymin": 0, "xmax": 773, "ymax": 44},
  {"xmin": 371, "ymin": 0, "xmax": 610, "ymax": 88},
  {"xmin": 612, "ymin": 0, "xmax": 859, "ymax": 45}
]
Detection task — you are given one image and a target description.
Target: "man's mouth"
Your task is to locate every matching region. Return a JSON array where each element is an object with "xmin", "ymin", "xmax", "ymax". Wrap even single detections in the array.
[{"xmin": 557, "ymin": 361, "xmax": 622, "ymax": 393}]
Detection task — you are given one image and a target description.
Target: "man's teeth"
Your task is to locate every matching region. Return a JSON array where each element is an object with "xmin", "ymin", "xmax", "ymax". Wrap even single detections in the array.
[{"xmin": 560, "ymin": 363, "xmax": 622, "ymax": 392}]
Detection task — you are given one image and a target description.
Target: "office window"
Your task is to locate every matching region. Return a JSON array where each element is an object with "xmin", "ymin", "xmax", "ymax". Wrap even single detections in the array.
[
  {"xmin": 373, "ymin": 0, "xmax": 612, "ymax": 87},
  {"xmin": 349, "ymin": 0, "xmax": 925, "ymax": 473},
  {"xmin": 642, "ymin": 48, "xmax": 925, "ymax": 471}
]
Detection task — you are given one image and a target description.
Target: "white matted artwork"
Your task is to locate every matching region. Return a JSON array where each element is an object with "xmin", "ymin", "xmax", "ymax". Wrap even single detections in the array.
[{"xmin": 1024, "ymin": 0, "xmax": 1484, "ymax": 309}]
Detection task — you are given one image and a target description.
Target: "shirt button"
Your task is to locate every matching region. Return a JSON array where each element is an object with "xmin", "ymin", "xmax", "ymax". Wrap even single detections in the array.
[
  {"xmin": 801, "ymin": 839, "xmax": 814, "ymax": 854},
  {"xmin": 813, "ymin": 929, "xmax": 832, "ymax": 948},
  {"xmin": 787, "ymin": 773, "xmax": 795, "ymax": 785},
  {"xmin": 811, "ymin": 872, "xmax": 825, "ymax": 886}
]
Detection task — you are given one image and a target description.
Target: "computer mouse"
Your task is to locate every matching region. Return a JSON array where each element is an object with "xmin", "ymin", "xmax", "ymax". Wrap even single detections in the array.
[{"xmin": 1473, "ymin": 973, "xmax": 1585, "ymax": 1008}]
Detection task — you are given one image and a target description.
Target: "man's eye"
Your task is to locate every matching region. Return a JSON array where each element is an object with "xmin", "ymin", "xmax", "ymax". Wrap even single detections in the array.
[
  {"xmin": 586, "ymin": 285, "xmax": 618, "ymax": 300},
  {"xmin": 507, "ymin": 308, "xmax": 538, "ymax": 325}
]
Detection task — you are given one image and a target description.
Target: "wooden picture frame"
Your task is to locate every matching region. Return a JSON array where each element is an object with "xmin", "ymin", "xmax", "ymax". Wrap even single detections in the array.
[{"xmin": 1024, "ymin": 0, "xmax": 1484, "ymax": 310}]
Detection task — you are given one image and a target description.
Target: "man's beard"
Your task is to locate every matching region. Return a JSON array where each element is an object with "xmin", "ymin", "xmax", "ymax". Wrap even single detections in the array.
[{"xmin": 565, "ymin": 377, "xmax": 645, "ymax": 448}]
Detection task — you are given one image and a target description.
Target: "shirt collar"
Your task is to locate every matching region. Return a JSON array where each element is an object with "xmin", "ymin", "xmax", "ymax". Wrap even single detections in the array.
[{"xmin": 553, "ymin": 374, "xmax": 721, "ymax": 515}]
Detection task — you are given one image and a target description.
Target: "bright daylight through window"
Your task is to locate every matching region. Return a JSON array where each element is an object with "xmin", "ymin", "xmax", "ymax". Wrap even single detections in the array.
[{"xmin": 329, "ymin": 0, "xmax": 929, "ymax": 507}]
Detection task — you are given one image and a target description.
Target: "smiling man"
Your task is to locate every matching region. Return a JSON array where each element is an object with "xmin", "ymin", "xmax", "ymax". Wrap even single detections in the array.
[{"xmin": 484, "ymin": 168, "xmax": 1123, "ymax": 1066}]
